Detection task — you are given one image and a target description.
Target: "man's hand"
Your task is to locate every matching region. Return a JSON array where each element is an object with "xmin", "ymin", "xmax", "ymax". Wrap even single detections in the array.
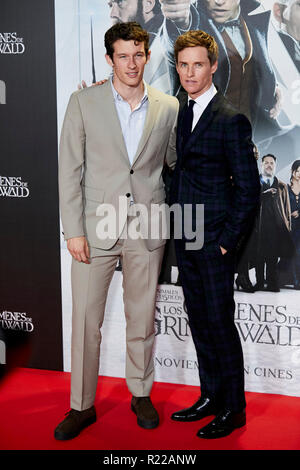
[
  {"xmin": 77, "ymin": 79, "xmax": 108, "ymax": 90},
  {"xmin": 292, "ymin": 210, "xmax": 299, "ymax": 219},
  {"xmin": 269, "ymin": 86, "xmax": 282, "ymax": 119},
  {"xmin": 263, "ymin": 188, "xmax": 277, "ymax": 195},
  {"xmin": 159, "ymin": 0, "xmax": 192, "ymax": 29},
  {"xmin": 220, "ymin": 246, "xmax": 227, "ymax": 255},
  {"xmin": 67, "ymin": 236, "xmax": 90, "ymax": 264}
]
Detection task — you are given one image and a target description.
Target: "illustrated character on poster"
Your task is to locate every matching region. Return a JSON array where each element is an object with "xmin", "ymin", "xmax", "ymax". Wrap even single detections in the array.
[
  {"xmin": 273, "ymin": 0, "xmax": 300, "ymax": 72},
  {"xmin": 254, "ymin": 154, "xmax": 294, "ymax": 292},
  {"xmin": 159, "ymin": 0, "xmax": 282, "ymax": 142},
  {"xmin": 235, "ymin": 144, "xmax": 260, "ymax": 293},
  {"xmin": 279, "ymin": 159, "xmax": 300, "ymax": 289},
  {"xmin": 288, "ymin": 159, "xmax": 300, "ymax": 288}
]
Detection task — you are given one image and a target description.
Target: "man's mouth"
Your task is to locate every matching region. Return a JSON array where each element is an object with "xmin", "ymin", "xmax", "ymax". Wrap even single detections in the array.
[{"xmin": 212, "ymin": 9, "xmax": 228, "ymax": 15}]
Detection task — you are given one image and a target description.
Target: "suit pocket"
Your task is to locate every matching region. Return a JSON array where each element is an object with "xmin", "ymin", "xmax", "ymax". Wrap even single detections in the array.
[{"xmin": 83, "ymin": 186, "xmax": 105, "ymax": 202}]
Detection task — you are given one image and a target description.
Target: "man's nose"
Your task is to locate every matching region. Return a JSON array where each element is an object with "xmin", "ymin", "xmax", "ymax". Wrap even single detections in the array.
[
  {"xmin": 187, "ymin": 65, "xmax": 194, "ymax": 77},
  {"xmin": 214, "ymin": 0, "xmax": 226, "ymax": 6},
  {"xmin": 110, "ymin": 3, "xmax": 119, "ymax": 19},
  {"xmin": 128, "ymin": 57, "xmax": 137, "ymax": 68}
]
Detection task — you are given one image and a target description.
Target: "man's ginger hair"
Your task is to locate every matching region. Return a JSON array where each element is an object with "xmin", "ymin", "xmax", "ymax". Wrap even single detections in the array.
[{"xmin": 174, "ymin": 30, "xmax": 219, "ymax": 65}]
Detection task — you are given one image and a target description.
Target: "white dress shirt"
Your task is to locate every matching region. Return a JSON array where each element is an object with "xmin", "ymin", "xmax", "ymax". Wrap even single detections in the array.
[
  {"xmin": 188, "ymin": 83, "xmax": 217, "ymax": 131},
  {"xmin": 111, "ymin": 78, "xmax": 148, "ymax": 166},
  {"xmin": 223, "ymin": 8, "xmax": 246, "ymax": 60}
]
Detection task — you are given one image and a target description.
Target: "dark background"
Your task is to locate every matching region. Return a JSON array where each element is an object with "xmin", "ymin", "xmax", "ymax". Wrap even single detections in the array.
[{"xmin": 0, "ymin": 0, "xmax": 63, "ymax": 370}]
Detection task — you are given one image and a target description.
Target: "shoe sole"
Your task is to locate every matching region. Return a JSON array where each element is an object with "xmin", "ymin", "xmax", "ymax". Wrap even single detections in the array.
[
  {"xmin": 131, "ymin": 404, "xmax": 159, "ymax": 429},
  {"xmin": 197, "ymin": 421, "xmax": 246, "ymax": 439},
  {"xmin": 54, "ymin": 415, "xmax": 97, "ymax": 441}
]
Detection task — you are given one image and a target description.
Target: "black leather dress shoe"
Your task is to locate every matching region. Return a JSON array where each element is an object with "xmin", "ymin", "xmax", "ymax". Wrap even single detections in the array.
[
  {"xmin": 171, "ymin": 396, "xmax": 217, "ymax": 422},
  {"xmin": 265, "ymin": 284, "xmax": 280, "ymax": 292},
  {"xmin": 197, "ymin": 408, "xmax": 246, "ymax": 439},
  {"xmin": 253, "ymin": 283, "xmax": 264, "ymax": 291},
  {"xmin": 235, "ymin": 274, "xmax": 255, "ymax": 293}
]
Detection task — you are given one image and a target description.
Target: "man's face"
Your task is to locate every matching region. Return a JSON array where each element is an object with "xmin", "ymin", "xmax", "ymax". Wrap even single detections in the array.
[
  {"xmin": 176, "ymin": 46, "xmax": 218, "ymax": 99},
  {"xmin": 285, "ymin": 1, "xmax": 300, "ymax": 41},
  {"xmin": 262, "ymin": 157, "xmax": 276, "ymax": 177},
  {"xmin": 205, "ymin": 0, "xmax": 240, "ymax": 23},
  {"xmin": 105, "ymin": 39, "xmax": 150, "ymax": 88},
  {"xmin": 108, "ymin": 0, "xmax": 139, "ymax": 24}
]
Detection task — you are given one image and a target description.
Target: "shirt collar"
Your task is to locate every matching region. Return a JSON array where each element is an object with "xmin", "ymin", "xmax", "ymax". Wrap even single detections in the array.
[
  {"xmin": 226, "ymin": 6, "xmax": 241, "ymax": 24},
  {"xmin": 110, "ymin": 77, "xmax": 148, "ymax": 106},
  {"xmin": 188, "ymin": 83, "xmax": 217, "ymax": 109},
  {"xmin": 261, "ymin": 175, "xmax": 275, "ymax": 185}
]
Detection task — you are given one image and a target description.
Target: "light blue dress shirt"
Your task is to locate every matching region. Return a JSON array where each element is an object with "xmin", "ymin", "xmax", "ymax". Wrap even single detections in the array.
[{"xmin": 110, "ymin": 78, "xmax": 149, "ymax": 166}]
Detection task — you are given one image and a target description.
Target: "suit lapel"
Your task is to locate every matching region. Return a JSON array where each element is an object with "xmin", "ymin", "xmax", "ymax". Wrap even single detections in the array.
[
  {"xmin": 177, "ymin": 102, "xmax": 188, "ymax": 156},
  {"xmin": 132, "ymin": 84, "xmax": 160, "ymax": 166},
  {"xmin": 96, "ymin": 80, "xmax": 130, "ymax": 166}
]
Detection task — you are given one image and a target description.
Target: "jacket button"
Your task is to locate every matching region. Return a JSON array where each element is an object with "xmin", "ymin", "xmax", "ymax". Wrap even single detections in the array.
[
  {"xmin": 130, "ymin": 169, "xmax": 134, "ymax": 174},
  {"xmin": 126, "ymin": 193, "xmax": 131, "ymax": 198}
]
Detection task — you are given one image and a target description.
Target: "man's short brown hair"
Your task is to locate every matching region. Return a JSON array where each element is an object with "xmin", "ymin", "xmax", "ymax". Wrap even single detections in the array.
[
  {"xmin": 105, "ymin": 21, "xmax": 150, "ymax": 61},
  {"xmin": 174, "ymin": 30, "xmax": 219, "ymax": 65}
]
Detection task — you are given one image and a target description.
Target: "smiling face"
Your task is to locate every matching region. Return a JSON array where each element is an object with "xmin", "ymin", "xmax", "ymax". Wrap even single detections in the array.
[
  {"xmin": 205, "ymin": 0, "xmax": 240, "ymax": 23},
  {"xmin": 105, "ymin": 39, "xmax": 150, "ymax": 88},
  {"xmin": 176, "ymin": 46, "xmax": 218, "ymax": 99}
]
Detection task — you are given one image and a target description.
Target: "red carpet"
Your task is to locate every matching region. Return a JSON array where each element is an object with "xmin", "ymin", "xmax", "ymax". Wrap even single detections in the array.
[{"xmin": 0, "ymin": 367, "xmax": 299, "ymax": 450}]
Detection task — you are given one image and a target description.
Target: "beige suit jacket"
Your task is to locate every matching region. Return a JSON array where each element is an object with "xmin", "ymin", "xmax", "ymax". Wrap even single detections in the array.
[{"xmin": 59, "ymin": 80, "xmax": 179, "ymax": 251}]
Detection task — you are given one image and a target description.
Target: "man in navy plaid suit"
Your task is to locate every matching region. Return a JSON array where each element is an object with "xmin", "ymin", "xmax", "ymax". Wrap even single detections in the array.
[{"xmin": 170, "ymin": 30, "xmax": 261, "ymax": 439}]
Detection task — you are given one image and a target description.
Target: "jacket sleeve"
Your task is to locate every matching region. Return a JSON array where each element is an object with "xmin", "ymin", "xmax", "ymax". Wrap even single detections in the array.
[
  {"xmin": 160, "ymin": 5, "xmax": 199, "ymax": 95},
  {"xmin": 218, "ymin": 113, "xmax": 261, "ymax": 251},
  {"xmin": 58, "ymin": 91, "xmax": 86, "ymax": 240},
  {"xmin": 165, "ymin": 99, "xmax": 179, "ymax": 170}
]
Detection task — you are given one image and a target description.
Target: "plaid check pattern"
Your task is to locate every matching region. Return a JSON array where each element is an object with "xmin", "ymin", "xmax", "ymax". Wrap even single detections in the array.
[{"xmin": 171, "ymin": 92, "xmax": 260, "ymax": 412}]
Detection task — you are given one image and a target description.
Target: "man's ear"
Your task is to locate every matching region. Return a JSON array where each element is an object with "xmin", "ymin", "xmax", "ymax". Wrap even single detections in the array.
[
  {"xmin": 273, "ymin": 3, "xmax": 284, "ymax": 24},
  {"xmin": 212, "ymin": 60, "xmax": 218, "ymax": 75},
  {"xmin": 105, "ymin": 54, "xmax": 113, "ymax": 68},
  {"xmin": 146, "ymin": 49, "xmax": 151, "ymax": 64},
  {"xmin": 143, "ymin": 0, "xmax": 156, "ymax": 15}
]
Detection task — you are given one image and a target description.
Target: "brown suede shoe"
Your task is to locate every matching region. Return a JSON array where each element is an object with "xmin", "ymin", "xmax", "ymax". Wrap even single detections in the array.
[
  {"xmin": 54, "ymin": 406, "xmax": 96, "ymax": 440},
  {"xmin": 131, "ymin": 396, "xmax": 159, "ymax": 429}
]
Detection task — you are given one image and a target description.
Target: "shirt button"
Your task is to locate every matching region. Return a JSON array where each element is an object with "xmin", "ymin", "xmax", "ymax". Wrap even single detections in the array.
[
  {"xmin": 130, "ymin": 169, "xmax": 134, "ymax": 174},
  {"xmin": 126, "ymin": 193, "xmax": 131, "ymax": 198}
]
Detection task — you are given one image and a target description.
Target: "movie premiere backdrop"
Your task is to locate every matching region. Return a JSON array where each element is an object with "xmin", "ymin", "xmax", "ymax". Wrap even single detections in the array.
[{"xmin": 1, "ymin": 0, "xmax": 300, "ymax": 397}]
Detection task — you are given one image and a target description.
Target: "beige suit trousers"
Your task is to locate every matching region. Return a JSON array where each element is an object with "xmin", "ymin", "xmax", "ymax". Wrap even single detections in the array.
[{"xmin": 70, "ymin": 221, "xmax": 164, "ymax": 411}]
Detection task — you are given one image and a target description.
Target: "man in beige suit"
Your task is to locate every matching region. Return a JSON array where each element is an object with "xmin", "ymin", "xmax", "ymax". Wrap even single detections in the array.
[{"xmin": 55, "ymin": 22, "xmax": 178, "ymax": 440}]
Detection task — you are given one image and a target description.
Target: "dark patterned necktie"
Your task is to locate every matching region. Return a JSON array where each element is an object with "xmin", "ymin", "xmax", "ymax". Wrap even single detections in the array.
[{"xmin": 182, "ymin": 100, "xmax": 196, "ymax": 149}]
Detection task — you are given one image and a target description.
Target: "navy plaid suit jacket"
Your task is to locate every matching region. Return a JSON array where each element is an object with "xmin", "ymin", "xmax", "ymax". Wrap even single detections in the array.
[{"xmin": 170, "ymin": 91, "xmax": 261, "ymax": 251}]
